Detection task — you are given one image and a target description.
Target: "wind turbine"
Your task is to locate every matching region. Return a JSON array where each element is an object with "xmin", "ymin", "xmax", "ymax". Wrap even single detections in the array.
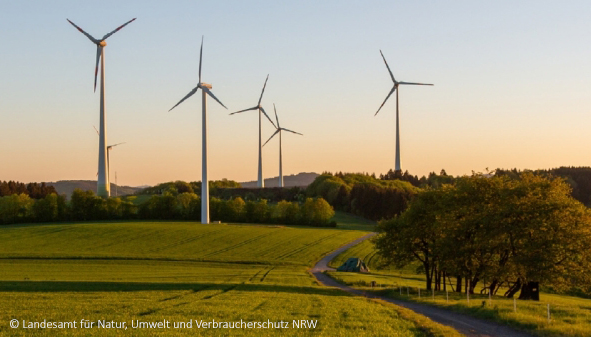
[
  {"xmin": 67, "ymin": 18, "xmax": 136, "ymax": 198},
  {"xmin": 375, "ymin": 50, "xmax": 433, "ymax": 172},
  {"xmin": 263, "ymin": 104, "xmax": 303, "ymax": 187},
  {"xmin": 169, "ymin": 36, "xmax": 227, "ymax": 225},
  {"xmin": 230, "ymin": 75, "xmax": 277, "ymax": 188},
  {"xmin": 94, "ymin": 126, "xmax": 125, "ymax": 186}
]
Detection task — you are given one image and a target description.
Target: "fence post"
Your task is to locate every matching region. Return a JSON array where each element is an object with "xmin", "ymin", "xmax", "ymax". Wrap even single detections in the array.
[
  {"xmin": 467, "ymin": 283, "xmax": 470, "ymax": 304},
  {"xmin": 446, "ymin": 290, "xmax": 449, "ymax": 303},
  {"xmin": 547, "ymin": 304, "xmax": 551, "ymax": 323}
]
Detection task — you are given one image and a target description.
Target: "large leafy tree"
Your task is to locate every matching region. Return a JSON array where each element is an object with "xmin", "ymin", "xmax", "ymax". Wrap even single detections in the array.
[{"xmin": 375, "ymin": 173, "xmax": 591, "ymax": 299}]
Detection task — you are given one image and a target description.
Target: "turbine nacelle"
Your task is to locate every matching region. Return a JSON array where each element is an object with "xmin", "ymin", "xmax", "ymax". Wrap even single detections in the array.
[
  {"xmin": 67, "ymin": 18, "xmax": 136, "ymax": 92},
  {"xmin": 168, "ymin": 37, "xmax": 227, "ymax": 112},
  {"xmin": 374, "ymin": 50, "xmax": 433, "ymax": 116}
]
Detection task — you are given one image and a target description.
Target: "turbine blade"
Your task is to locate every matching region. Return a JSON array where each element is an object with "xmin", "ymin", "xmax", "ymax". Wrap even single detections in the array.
[
  {"xmin": 260, "ymin": 106, "xmax": 277, "ymax": 128},
  {"xmin": 199, "ymin": 36, "xmax": 203, "ymax": 83},
  {"xmin": 94, "ymin": 45, "xmax": 102, "ymax": 92},
  {"xmin": 230, "ymin": 106, "xmax": 258, "ymax": 115},
  {"xmin": 93, "ymin": 125, "xmax": 99, "ymax": 135},
  {"xmin": 263, "ymin": 129, "xmax": 280, "ymax": 147},
  {"xmin": 102, "ymin": 18, "xmax": 136, "ymax": 40},
  {"xmin": 375, "ymin": 86, "xmax": 396, "ymax": 116},
  {"xmin": 281, "ymin": 128, "xmax": 303, "ymax": 136},
  {"xmin": 66, "ymin": 19, "xmax": 99, "ymax": 44},
  {"xmin": 169, "ymin": 87, "xmax": 198, "ymax": 111},
  {"xmin": 398, "ymin": 81, "xmax": 434, "ymax": 86},
  {"xmin": 273, "ymin": 103, "xmax": 280, "ymax": 129},
  {"xmin": 380, "ymin": 50, "xmax": 396, "ymax": 83},
  {"xmin": 109, "ymin": 142, "xmax": 126, "ymax": 148},
  {"xmin": 258, "ymin": 74, "xmax": 269, "ymax": 106},
  {"xmin": 202, "ymin": 86, "xmax": 228, "ymax": 109}
]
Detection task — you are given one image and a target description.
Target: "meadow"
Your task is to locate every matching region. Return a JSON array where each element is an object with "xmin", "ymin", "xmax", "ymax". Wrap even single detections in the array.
[
  {"xmin": 0, "ymin": 217, "xmax": 458, "ymax": 336},
  {"xmin": 329, "ymin": 239, "xmax": 591, "ymax": 337}
]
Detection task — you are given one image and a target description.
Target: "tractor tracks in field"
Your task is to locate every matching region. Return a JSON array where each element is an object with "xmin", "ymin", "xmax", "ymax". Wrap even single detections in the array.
[{"xmin": 310, "ymin": 233, "xmax": 534, "ymax": 337}]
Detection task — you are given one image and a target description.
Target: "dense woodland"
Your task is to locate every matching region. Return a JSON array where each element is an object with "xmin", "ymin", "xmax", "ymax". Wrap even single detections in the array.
[{"xmin": 306, "ymin": 172, "xmax": 419, "ymax": 221}]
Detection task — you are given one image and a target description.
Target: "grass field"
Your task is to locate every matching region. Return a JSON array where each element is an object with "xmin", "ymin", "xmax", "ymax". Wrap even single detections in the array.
[
  {"xmin": 329, "ymin": 239, "xmax": 591, "ymax": 337},
  {"xmin": 0, "ymin": 216, "xmax": 457, "ymax": 336}
]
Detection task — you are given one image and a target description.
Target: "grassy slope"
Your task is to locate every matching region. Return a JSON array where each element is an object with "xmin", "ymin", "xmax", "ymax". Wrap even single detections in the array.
[
  {"xmin": 329, "ymin": 239, "xmax": 591, "ymax": 337},
  {"xmin": 0, "ymin": 216, "xmax": 457, "ymax": 337}
]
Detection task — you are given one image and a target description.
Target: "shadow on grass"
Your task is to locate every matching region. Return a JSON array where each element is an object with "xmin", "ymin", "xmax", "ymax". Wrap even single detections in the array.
[
  {"xmin": 0, "ymin": 280, "xmax": 350, "ymax": 297},
  {"xmin": 377, "ymin": 289, "xmax": 539, "ymax": 332}
]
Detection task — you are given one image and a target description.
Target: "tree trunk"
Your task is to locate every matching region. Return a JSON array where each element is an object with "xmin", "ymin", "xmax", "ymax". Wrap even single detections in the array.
[
  {"xmin": 424, "ymin": 262, "xmax": 432, "ymax": 291},
  {"xmin": 518, "ymin": 281, "xmax": 540, "ymax": 301},
  {"xmin": 490, "ymin": 279, "xmax": 499, "ymax": 295},
  {"xmin": 456, "ymin": 276, "xmax": 462, "ymax": 293},
  {"xmin": 505, "ymin": 279, "xmax": 521, "ymax": 298}
]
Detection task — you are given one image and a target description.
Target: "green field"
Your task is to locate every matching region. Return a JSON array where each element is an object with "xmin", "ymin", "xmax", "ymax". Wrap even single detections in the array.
[
  {"xmin": 0, "ymin": 218, "xmax": 458, "ymax": 336},
  {"xmin": 329, "ymin": 239, "xmax": 591, "ymax": 337}
]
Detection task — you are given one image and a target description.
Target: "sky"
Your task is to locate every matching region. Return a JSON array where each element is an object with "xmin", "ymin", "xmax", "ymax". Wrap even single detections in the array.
[{"xmin": 1, "ymin": 1, "xmax": 590, "ymax": 186}]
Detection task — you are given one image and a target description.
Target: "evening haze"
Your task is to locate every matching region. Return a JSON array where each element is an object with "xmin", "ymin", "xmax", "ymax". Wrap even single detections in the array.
[{"xmin": 1, "ymin": 1, "xmax": 590, "ymax": 187}]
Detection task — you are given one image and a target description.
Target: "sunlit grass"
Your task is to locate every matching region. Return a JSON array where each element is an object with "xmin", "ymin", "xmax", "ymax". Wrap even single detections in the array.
[
  {"xmin": 0, "ymin": 217, "xmax": 459, "ymax": 336},
  {"xmin": 329, "ymin": 239, "xmax": 591, "ymax": 337}
]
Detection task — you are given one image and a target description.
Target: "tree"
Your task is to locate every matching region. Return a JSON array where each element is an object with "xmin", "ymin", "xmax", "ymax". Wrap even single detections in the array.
[
  {"xmin": 375, "ymin": 173, "xmax": 591, "ymax": 299},
  {"xmin": 32, "ymin": 193, "xmax": 59, "ymax": 222}
]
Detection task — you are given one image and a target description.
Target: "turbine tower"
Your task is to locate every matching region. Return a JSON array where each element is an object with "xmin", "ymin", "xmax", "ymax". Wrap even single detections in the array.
[
  {"xmin": 230, "ymin": 75, "xmax": 277, "ymax": 188},
  {"xmin": 94, "ymin": 126, "xmax": 125, "ymax": 185},
  {"xmin": 67, "ymin": 18, "xmax": 136, "ymax": 198},
  {"xmin": 263, "ymin": 104, "xmax": 303, "ymax": 187},
  {"xmin": 169, "ymin": 36, "xmax": 227, "ymax": 225},
  {"xmin": 375, "ymin": 50, "xmax": 433, "ymax": 172}
]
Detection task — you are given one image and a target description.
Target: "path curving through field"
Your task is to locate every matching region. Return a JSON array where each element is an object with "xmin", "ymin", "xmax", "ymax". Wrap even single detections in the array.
[{"xmin": 311, "ymin": 233, "xmax": 534, "ymax": 337}]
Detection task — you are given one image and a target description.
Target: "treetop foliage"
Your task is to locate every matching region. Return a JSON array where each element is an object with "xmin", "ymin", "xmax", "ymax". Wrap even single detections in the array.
[{"xmin": 0, "ymin": 181, "xmax": 57, "ymax": 199}]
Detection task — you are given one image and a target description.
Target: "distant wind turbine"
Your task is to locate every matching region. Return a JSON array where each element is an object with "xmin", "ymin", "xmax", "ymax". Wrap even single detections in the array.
[
  {"xmin": 169, "ymin": 36, "xmax": 227, "ymax": 225},
  {"xmin": 94, "ymin": 126, "xmax": 125, "ymax": 184},
  {"xmin": 375, "ymin": 50, "xmax": 433, "ymax": 172},
  {"xmin": 263, "ymin": 104, "xmax": 303, "ymax": 187},
  {"xmin": 67, "ymin": 18, "xmax": 136, "ymax": 198},
  {"xmin": 230, "ymin": 75, "xmax": 277, "ymax": 188}
]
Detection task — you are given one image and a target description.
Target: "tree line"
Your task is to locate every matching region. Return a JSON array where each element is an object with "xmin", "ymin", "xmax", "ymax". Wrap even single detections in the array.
[
  {"xmin": 138, "ymin": 180, "xmax": 305, "ymax": 203},
  {"xmin": 0, "ymin": 181, "xmax": 57, "ymax": 199},
  {"xmin": 0, "ymin": 189, "xmax": 335, "ymax": 227},
  {"xmin": 374, "ymin": 172, "xmax": 591, "ymax": 300}
]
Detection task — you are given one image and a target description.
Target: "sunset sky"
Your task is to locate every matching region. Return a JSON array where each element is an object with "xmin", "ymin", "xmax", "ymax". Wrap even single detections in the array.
[{"xmin": 1, "ymin": 1, "xmax": 590, "ymax": 186}]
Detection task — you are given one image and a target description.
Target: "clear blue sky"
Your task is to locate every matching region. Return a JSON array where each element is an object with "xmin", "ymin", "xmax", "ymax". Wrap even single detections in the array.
[{"xmin": 1, "ymin": 1, "xmax": 590, "ymax": 186}]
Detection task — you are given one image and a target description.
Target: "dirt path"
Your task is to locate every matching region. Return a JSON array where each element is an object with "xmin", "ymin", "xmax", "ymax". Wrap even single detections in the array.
[{"xmin": 311, "ymin": 233, "xmax": 534, "ymax": 337}]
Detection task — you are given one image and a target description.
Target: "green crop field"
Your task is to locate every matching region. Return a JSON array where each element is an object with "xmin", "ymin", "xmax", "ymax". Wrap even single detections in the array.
[
  {"xmin": 0, "ymin": 218, "xmax": 458, "ymax": 336},
  {"xmin": 329, "ymin": 239, "xmax": 591, "ymax": 337}
]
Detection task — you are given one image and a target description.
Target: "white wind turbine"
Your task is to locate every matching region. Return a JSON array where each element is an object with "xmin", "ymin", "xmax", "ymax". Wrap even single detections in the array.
[
  {"xmin": 375, "ymin": 50, "xmax": 433, "ymax": 172},
  {"xmin": 230, "ymin": 75, "xmax": 277, "ymax": 188},
  {"xmin": 263, "ymin": 104, "xmax": 303, "ymax": 187},
  {"xmin": 67, "ymin": 18, "xmax": 136, "ymax": 198},
  {"xmin": 94, "ymin": 126, "xmax": 125, "ymax": 186},
  {"xmin": 169, "ymin": 36, "xmax": 227, "ymax": 225}
]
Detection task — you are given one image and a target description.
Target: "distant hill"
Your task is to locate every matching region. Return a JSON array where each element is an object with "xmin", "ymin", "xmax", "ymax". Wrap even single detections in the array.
[
  {"xmin": 46, "ymin": 180, "xmax": 145, "ymax": 198},
  {"xmin": 240, "ymin": 172, "xmax": 319, "ymax": 188}
]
